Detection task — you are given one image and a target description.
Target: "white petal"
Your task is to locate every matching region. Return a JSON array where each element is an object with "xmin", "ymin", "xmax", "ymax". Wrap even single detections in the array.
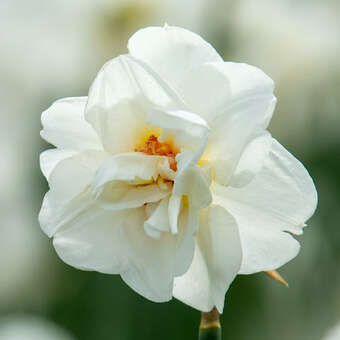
[
  {"xmin": 217, "ymin": 62, "xmax": 274, "ymax": 99},
  {"xmin": 40, "ymin": 149, "xmax": 76, "ymax": 179},
  {"xmin": 85, "ymin": 55, "xmax": 184, "ymax": 154},
  {"xmin": 41, "ymin": 97, "xmax": 102, "ymax": 151},
  {"xmin": 48, "ymin": 151, "xmax": 108, "ymax": 204},
  {"xmin": 178, "ymin": 62, "xmax": 231, "ymax": 120},
  {"xmin": 212, "ymin": 139, "xmax": 317, "ymax": 274},
  {"xmin": 205, "ymin": 95, "xmax": 276, "ymax": 185},
  {"xmin": 186, "ymin": 62, "xmax": 275, "ymax": 185},
  {"xmin": 96, "ymin": 181, "xmax": 170, "ymax": 211},
  {"xmin": 39, "ymin": 150, "xmax": 108, "ymax": 237},
  {"xmin": 178, "ymin": 61, "xmax": 274, "ymax": 121},
  {"xmin": 128, "ymin": 25, "xmax": 222, "ymax": 88},
  {"xmin": 52, "ymin": 191, "xmax": 188, "ymax": 303},
  {"xmin": 229, "ymin": 131, "xmax": 273, "ymax": 188},
  {"xmin": 144, "ymin": 197, "xmax": 171, "ymax": 239},
  {"xmin": 168, "ymin": 194, "xmax": 182, "ymax": 234},
  {"xmin": 144, "ymin": 199, "xmax": 196, "ymax": 276},
  {"xmin": 92, "ymin": 153, "xmax": 171, "ymax": 210},
  {"xmin": 147, "ymin": 109, "xmax": 210, "ymax": 174},
  {"xmin": 92, "ymin": 153, "xmax": 163, "ymax": 190},
  {"xmin": 173, "ymin": 205, "xmax": 242, "ymax": 312},
  {"xmin": 173, "ymin": 165, "xmax": 212, "ymax": 210}
]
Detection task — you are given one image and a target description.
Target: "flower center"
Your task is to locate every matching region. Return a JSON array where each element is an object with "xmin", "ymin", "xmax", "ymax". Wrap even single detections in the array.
[{"xmin": 135, "ymin": 134, "xmax": 178, "ymax": 171}]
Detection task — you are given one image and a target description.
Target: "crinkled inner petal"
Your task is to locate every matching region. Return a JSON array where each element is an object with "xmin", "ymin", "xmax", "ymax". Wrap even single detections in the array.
[
  {"xmin": 144, "ymin": 197, "xmax": 171, "ymax": 239},
  {"xmin": 92, "ymin": 153, "xmax": 172, "ymax": 210},
  {"xmin": 85, "ymin": 55, "xmax": 185, "ymax": 154},
  {"xmin": 173, "ymin": 165, "xmax": 212, "ymax": 210},
  {"xmin": 147, "ymin": 109, "xmax": 210, "ymax": 175}
]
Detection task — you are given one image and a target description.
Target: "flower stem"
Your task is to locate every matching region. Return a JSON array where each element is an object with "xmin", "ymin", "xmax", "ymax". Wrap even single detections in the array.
[{"xmin": 199, "ymin": 307, "xmax": 222, "ymax": 340}]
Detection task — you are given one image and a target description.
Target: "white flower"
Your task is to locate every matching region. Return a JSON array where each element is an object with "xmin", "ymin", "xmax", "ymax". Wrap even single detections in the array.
[{"xmin": 39, "ymin": 25, "xmax": 317, "ymax": 312}]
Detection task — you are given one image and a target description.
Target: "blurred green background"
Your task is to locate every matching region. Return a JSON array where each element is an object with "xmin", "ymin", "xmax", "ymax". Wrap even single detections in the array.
[{"xmin": 0, "ymin": 0, "xmax": 339, "ymax": 339}]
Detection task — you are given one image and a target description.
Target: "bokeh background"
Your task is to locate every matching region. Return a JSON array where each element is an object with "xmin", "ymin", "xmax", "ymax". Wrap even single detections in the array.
[{"xmin": 1, "ymin": 0, "xmax": 339, "ymax": 339}]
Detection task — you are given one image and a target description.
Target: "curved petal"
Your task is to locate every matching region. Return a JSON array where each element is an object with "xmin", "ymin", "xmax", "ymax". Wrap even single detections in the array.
[
  {"xmin": 85, "ymin": 55, "xmax": 185, "ymax": 154},
  {"xmin": 39, "ymin": 150, "xmax": 108, "ymax": 237},
  {"xmin": 173, "ymin": 205, "xmax": 196, "ymax": 277},
  {"xmin": 147, "ymin": 109, "xmax": 210, "ymax": 174},
  {"xmin": 128, "ymin": 25, "xmax": 222, "ymax": 89},
  {"xmin": 144, "ymin": 197, "xmax": 171, "ymax": 239},
  {"xmin": 228, "ymin": 131, "xmax": 273, "ymax": 188},
  {"xmin": 204, "ymin": 94, "xmax": 276, "ymax": 185},
  {"xmin": 52, "ymin": 190, "xmax": 194, "ymax": 303},
  {"xmin": 41, "ymin": 97, "xmax": 102, "ymax": 151},
  {"xmin": 92, "ymin": 153, "xmax": 164, "ymax": 190},
  {"xmin": 95, "ymin": 181, "xmax": 170, "ymax": 211},
  {"xmin": 40, "ymin": 148, "xmax": 77, "ymax": 179},
  {"xmin": 183, "ymin": 62, "xmax": 275, "ymax": 185},
  {"xmin": 144, "ymin": 198, "xmax": 195, "ymax": 277},
  {"xmin": 168, "ymin": 195, "xmax": 182, "ymax": 235},
  {"xmin": 212, "ymin": 139, "xmax": 317, "ymax": 274},
  {"xmin": 173, "ymin": 165, "xmax": 212, "ymax": 210},
  {"xmin": 178, "ymin": 61, "xmax": 274, "ymax": 121},
  {"xmin": 91, "ymin": 153, "xmax": 172, "ymax": 210},
  {"xmin": 173, "ymin": 205, "xmax": 242, "ymax": 312}
]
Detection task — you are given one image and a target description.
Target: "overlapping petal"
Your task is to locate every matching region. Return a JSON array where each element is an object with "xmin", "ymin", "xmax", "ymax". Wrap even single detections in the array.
[
  {"xmin": 128, "ymin": 25, "xmax": 222, "ymax": 89},
  {"xmin": 173, "ymin": 205, "xmax": 242, "ymax": 312},
  {"xmin": 85, "ymin": 55, "xmax": 185, "ymax": 154},
  {"xmin": 41, "ymin": 97, "xmax": 102, "ymax": 151},
  {"xmin": 212, "ymin": 139, "xmax": 317, "ymax": 273},
  {"xmin": 40, "ymin": 149, "xmax": 77, "ymax": 179},
  {"xmin": 39, "ymin": 150, "xmax": 108, "ymax": 237},
  {"xmin": 190, "ymin": 63, "xmax": 276, "ymax": 186},
  {"xmin": 92, "ymin": 153, "xmax": 172, "ymax": 210},
  {"xmin": 147, "ymin": 109, "xmax": 210, "ymax": 174},
  {"xmin": 51, "ymin": 189, "xmax": 195, "ymax": 303},
  {"xmin": 179, "ymin": 61, "xmax": 274, "ymax": 121}
]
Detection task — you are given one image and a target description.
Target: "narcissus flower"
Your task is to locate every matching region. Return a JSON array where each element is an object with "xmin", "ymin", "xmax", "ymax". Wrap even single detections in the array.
[{"xmin": 39, "ymin": 25, "xmax": 317, "ymax": 312}]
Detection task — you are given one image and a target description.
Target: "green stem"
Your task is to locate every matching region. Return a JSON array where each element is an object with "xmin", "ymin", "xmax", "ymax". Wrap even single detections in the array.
[{"xmin": 199, "ymin": 307, "xmax": 222, "ymax": 340}]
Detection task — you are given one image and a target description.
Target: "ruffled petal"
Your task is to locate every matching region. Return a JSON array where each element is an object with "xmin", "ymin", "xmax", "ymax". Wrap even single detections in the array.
[
  {"xmin": 228, "ymin": 131, "xmax": 273, "ymax": 188},
  {"xmin": 173, "ymin": 205, "xmax": 242, "ymax": 312},
  {"xmin": 212, "ymin": 139, "xmax": 317, "ymax": 274},
  {"xmin": 178, "ymin": 61, "xmax": 274, "ymax": 121},
  {"xmin": 85, "ymin": 55, "xmax": 184, "ymax": 154},
  {"xmin": 128, "ymin": 25, "xmax": 222, "ymax": 88},
  {"xmin": 40, "ymin": 149, "xmax": 76, "ymax": 179},
  {"xmin": 147, "ymin": 109, "xmax": 209, "ymax": 174},
  {"xmin": 173, "ymin": 165, "xmax": 212, "ymax": 210},
  {"xmin": 52, "ymin": 190, "xmax": 195, "ymax": 303},
  {"xmin": 41, "ymin": 97, "xmax": 102, "ymax": 151},
  {"xmin": 91, "ymin": 153, "xmax": 172, "ymax": 210},
  {"xmin": 39, "ymin": 150, "xmax": 108, "ymax": 237},
  {"xmin": 144, "ymin": 197, "xmax": 171, "ymax": 239},
  {"xmin": 188, "ymin": 62, "xmax": 276, "ymax": 185}
]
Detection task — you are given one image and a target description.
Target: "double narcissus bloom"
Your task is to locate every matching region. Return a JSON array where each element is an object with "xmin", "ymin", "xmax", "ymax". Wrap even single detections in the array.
[{"xmin": 39, "ymin": 25, "xmax": 317, "ymax": 312}]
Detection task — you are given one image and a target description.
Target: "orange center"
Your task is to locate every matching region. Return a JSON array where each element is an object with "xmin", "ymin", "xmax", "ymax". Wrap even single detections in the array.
[{"xmin": 135, "ymin": 135, "xmax": 178, "ymax": 171}]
